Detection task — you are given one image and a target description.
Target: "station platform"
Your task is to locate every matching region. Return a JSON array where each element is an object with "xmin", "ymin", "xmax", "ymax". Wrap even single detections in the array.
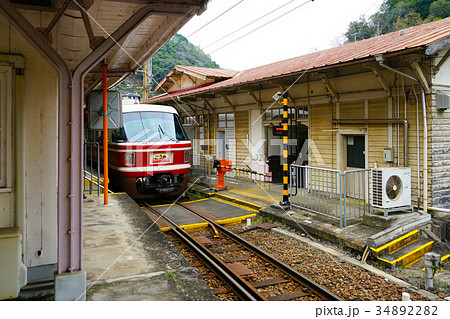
[
  {"xmin": 147, "ymin": 198, "xmax": 258, "ymax": 231},
  {"xmin": 83, "ymin": 193, "xmax": 216, "ymax": 301}
]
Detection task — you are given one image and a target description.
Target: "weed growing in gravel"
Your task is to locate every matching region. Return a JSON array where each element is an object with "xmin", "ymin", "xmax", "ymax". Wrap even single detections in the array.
[
  {"xmin": 186, "ymin": 185, "xmax": 207, "ymax": 200},
  {"xmin": 252, "ymin": 215, "xmax": 264, "ymax": 226},
  {"xmin": 337, "ymin": 237, "xmax": 344, "ymax": 250}
]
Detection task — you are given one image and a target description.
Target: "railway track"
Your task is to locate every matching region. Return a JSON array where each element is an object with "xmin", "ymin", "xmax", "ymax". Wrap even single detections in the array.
[{"xmin": 141, "ymin": 200, "xmax": 340, "ymax": 301}]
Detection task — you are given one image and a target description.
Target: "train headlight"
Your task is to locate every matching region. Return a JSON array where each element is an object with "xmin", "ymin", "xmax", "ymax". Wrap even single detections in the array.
[
  {"xmin": 184, "ymin": 149, "xmax": 191, "ymax": 163},
  {"xmin": 124, "ymin": 152, "xmax": 135, "ymax": 166}
]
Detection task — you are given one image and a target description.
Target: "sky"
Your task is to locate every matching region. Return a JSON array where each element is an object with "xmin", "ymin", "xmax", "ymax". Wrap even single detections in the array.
[{"xmin": 178, "ymin": 0, "xmax": 384, "ymax": 71}]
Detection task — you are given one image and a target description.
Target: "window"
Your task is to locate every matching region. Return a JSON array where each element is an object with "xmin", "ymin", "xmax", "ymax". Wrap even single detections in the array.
[
  {"xmin": 182, "ymin": 116, "xmax": 195, "ymax": 125},
  {"xmin": 218, "ymin": 113, "xmax": 234, "ymax": 128},
  {"xmin": 199, "ymin": 126, "xmax": 204, "ymax": 145},
  {"xmin": 298, "ymin": 106, "xmax": 308, "ymax": 119},
  {"xmin": 264, "ymin": 107, "xmax": 295, "ymax": 121},
  {"xmin": 121, "ymin": 111, "xmax": 188, "ymax": 142}
]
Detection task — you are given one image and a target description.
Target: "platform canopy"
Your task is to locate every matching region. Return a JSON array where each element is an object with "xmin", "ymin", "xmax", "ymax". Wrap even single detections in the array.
[{"xmin": 9, "ymin": 0, "xmax": 208, "ymax": 91}]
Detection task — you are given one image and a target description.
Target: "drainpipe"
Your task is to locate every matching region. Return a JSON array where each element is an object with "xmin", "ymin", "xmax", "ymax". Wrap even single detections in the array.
[
  {"xmin": 375, "ymin": 54, "xmax": 428, "ymax": 213},
  {"xmin": 421, "ymin": 90, "xmax": 428, "ymax": 213}
]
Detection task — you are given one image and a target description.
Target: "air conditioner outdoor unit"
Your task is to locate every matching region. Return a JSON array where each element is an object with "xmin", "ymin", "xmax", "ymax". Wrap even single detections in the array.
[{"xmin": 372, "ymin": 167, "xmax": 411, "ymax": 210}]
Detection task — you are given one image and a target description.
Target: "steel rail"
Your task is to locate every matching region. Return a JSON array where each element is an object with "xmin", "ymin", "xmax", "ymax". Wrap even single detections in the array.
[
  {"xmin": 141, "ymin": 203, "xmax": 265, "ymax": 301},
  {"xmin": 174, "ymin": 201, "xmax": 341, "ymax": 301}
]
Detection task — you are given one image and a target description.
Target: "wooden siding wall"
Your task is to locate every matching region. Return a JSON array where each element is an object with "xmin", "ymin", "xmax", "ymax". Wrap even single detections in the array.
[
  {"xmin": 309, "ymin": 92, "xmax": 429, "ymax": 206},
  {"xmin": 235, "ymin": 110, "xmax": 249, "ymax": 170},
  {"xmin": 167, "ymin": 75, "xmax": 212, "ymax": 92},
  {"xmin": 207, "ymin": 113, "xmax": 216, "ymax": 159}
]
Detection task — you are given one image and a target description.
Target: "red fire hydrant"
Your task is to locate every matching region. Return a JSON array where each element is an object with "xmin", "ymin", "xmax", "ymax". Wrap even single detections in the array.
[{"xmin": 214, "ymin": 159, "xmax": 232, "ymax": 189}]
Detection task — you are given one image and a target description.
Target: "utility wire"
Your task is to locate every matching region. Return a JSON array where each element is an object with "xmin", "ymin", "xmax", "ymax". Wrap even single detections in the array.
[
  {"xmin": 152, "ymin": 0, "xmax": 245, "ymax": 60},
  {"xmin": 208, "ymin": 0, "xmax": 314, "ymax": 55},
  {"xmin": 201, "ymin": 0, "xmax": 298, "ymax": 51},
  {"xmin": 185, "ymin": 0, "xmax": 245, "ymax": 39}
]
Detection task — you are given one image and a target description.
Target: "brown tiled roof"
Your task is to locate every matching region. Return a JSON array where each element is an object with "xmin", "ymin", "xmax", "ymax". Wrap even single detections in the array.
[{"xmin": 146, "ymin": 17, "xmax": 450, "ymax": 103}]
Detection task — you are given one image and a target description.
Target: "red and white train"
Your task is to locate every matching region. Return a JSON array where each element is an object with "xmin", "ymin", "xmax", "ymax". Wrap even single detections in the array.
[{"xmin": 106, "ymin": 103, "xmax": 191, "ymax": 198}]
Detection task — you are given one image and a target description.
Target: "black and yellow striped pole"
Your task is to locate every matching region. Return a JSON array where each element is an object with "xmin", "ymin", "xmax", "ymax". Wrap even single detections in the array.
[{"xmin": 280, "ymin": 92, "xmax": 290, "ymax": 206}]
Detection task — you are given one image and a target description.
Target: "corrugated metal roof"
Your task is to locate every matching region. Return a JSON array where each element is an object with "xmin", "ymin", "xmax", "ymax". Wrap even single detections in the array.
[{"xmin": 146, "ymin": 17, "xmax": 450, "ymax": 103}]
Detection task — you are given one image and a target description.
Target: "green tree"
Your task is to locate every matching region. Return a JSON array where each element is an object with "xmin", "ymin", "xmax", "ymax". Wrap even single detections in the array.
[
  {"xmin": 394, "ymin": 11, "xmax": 424, "ymax": 29},
  {"xmin": 118, "ymin": 34, "xmax": 220, "ymax": 95},
  {"xmin": 345, "ymin": 0, "xmax": 450, "ymax": 42},
  {"xmin": 344, "ymin": 16, "xmax": 377, "ymax": 42},
  {"xmin": 429, "ymin": 0, "xmax": 450, "ymax": 18}
]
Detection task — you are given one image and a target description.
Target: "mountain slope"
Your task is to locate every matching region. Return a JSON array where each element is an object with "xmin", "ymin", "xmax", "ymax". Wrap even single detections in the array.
[{"xmin": 116, "ymin": 34, "xmax": 220, "ymax": 95}]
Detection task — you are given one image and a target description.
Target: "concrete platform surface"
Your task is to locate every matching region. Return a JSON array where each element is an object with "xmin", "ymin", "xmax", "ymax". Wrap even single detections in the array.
[{"xmin": 83, "ymin": 193, "xmax": 216, "ymax": 301}]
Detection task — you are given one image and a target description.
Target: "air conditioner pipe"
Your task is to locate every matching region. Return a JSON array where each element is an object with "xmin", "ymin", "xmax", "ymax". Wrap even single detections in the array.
[
  {"xmin": 331, "ymin": 118, "xmax": 408, "ymax": 167},
  {"xmin": 375, "ymin": 54, "xmax": 428, "ymax": 213}
]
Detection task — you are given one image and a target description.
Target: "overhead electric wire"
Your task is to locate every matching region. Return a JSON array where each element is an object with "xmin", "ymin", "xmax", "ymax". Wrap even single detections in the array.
[
  {"xmin": 201, "ymin": 0, "xmax": 298, "ymax": 51},
  {"xmin": 152, "ymin": 0, "xmax": 245, "ymax": 60},
  {"xmin": 185, "ymin": 0, "xmax": 245, "ymax": 39},
  {"xmin": 207, "ymin": 0, "xmax": 314, "ymax": 55}
]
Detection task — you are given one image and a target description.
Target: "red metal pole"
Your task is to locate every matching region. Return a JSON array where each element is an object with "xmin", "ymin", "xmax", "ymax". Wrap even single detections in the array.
[{"xmin": 102, "ymin": 64, "xmax": 109, "ymax": 205}]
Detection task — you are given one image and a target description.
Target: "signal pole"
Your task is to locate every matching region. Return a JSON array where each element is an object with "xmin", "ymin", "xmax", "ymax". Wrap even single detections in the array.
[{"xmin": 280, "ymin": 92, "xmax": 290, "ymax": 206}]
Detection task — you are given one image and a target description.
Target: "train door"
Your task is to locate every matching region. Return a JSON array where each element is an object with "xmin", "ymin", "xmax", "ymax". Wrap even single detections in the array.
[{"xmin": 0, "ymin": 66, "xmax": 14, "ymax": 228}]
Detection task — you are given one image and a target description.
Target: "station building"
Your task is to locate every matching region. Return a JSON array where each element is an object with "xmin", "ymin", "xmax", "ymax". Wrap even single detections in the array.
[
  {"xmin": 0, "ymin": 0, "xmax": 208, "ymax": 300},
  {"xmin": 146, "ymin": 18, "xmax": 450, "ymax": 212}
]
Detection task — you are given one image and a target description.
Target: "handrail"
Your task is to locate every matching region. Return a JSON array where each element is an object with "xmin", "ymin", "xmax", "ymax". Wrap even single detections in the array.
[{"xmin": 290, "ymin": 165, "xmax": 371, "ymax": 228}]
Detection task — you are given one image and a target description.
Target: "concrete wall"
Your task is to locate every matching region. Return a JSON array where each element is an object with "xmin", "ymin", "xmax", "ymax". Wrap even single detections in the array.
[{"xmin": 0, "ymin": 10, "xmax": 58, "ymax": 270}]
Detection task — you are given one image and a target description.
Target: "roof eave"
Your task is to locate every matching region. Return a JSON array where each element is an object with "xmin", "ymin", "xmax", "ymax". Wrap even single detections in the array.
[{"xmin": 146, "ymin": 46, "xmax": 425, "ymax": 104}]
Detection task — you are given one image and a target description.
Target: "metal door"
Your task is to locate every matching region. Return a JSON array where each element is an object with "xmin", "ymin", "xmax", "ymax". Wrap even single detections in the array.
[{"xmin": 346, "ymin": 135, "xmax": 365, "ymax": 199}]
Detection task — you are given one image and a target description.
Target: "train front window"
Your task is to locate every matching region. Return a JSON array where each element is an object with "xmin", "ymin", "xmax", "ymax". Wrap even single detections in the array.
[{"xmin": 121, "ymin": 111, "xmax": 188, "ymax": 142}]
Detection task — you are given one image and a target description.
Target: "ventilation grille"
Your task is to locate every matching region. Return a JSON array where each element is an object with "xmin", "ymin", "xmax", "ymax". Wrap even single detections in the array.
[{"xmin": 372, "ymin": 169, "xmax": 383, "ymax": 206}]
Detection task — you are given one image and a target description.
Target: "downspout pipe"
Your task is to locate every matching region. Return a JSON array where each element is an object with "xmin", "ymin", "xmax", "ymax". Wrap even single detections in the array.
[{"xmin": 375, "ymin": 54, "xmax": 428, "ymax": 213}]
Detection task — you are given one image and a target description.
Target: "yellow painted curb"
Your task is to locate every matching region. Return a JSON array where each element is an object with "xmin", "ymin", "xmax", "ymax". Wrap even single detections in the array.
[
  {"xmin": 183, "ymin": 198, "xmax": 210, "ymax": 204},
  {"xmin": 216, "ymin": 213, "xmax": 257, "ymax": 226},
  {"xmin": 208, "ymin": 192, "xmax": 265, "ymax": 211},
  {"xmin": 378, "ymin": 241, "xmax": 433, "ymax": 265},
  {"xmin": 211, "ymin": 197, "xmax": 260, "ymax": 212},
  {"xmin": 370, "ymin": 230, "xmax": 419, "ymax": 253}
]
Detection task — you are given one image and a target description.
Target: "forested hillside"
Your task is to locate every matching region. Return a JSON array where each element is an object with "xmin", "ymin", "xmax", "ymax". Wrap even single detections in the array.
[
  {"xmin": 117, "ymin": 34, "xmax": 220, "ymax": 96},
  {"xmin": 345, "ymin": 0, "xmax": 450, "ymax": 42}
]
